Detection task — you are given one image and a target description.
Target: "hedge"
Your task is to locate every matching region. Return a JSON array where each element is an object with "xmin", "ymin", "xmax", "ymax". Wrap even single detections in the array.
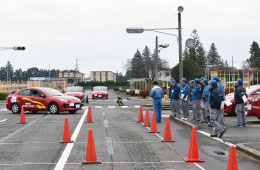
[{"xmin": 0, "ymin": 93, "xmax": 8, "ymax": 101}]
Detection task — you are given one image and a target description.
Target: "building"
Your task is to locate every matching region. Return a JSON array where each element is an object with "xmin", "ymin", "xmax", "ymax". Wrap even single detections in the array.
[
  {"xmin": 58, "ymin": 71, "xmax": 85, "ymax": 85},
  {"xmin": 90, "ymin": 71, "xmax": 116, "ymax": 82}
]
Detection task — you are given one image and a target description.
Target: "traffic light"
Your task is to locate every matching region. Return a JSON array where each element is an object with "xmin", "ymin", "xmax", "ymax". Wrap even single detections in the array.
[{"xmin": 13, "ymin": 46, "xmax": 26, "ymax": 50}]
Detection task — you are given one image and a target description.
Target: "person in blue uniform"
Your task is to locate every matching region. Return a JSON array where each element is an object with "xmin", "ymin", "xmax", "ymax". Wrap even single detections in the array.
[
  {"xmin": 179, "ymin": 78, "xmax": 190, "ymax": 120},
  {"xmin": 201, "ymin": 79, "xmax": 210, "ymax": 124},
  {"xmin": 150, "ymin": 81, "xmax": 164, "ymax": 123},
  {"xmin": 192, "ymin": 78, "xmax": 201, "ymax": 122},
  {"xmin": 169, "ymin": 78, "xmax": 181, "ymax": 118}
]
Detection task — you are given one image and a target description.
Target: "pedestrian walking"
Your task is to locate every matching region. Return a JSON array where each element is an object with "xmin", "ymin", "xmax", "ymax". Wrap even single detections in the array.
[
  {"xmin": 234, "ymin": 79, "xmax": 248, "ymax": 128},
  {"xmin": 201, "ymin": 78, "xmax": 210, "ymax": 124},
  {"xmin": 169, "ymin": 78, "xmax": 181, "ymax": 118},
  {"xmin": 192, "ymin": 78, "xmax": 201, "ymax": 122},
  {"xmin": 150, "ymin": 81, "xmax": 164, "ymax": 123},
  {"xmin": 179, "ymin": 78, "xmax": 190, "ymax": 120},
  {"xmin": 209, "ymin": 80, "xmax": 226, "ymax": 138}
]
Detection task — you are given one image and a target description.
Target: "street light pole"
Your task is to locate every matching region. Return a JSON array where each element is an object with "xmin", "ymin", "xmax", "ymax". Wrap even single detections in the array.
[
  {"xmin": 155, "ymin": 36, "xmax": 158, "ymax": 81},
  {"xmin": 178, "ymin": 12, "xmax": 183, "ymax": 81}
]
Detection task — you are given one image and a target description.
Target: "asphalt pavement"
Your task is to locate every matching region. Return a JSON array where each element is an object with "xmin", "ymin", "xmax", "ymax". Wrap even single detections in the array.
[{"xmin": 0, "ymin": 91, "xmax": 259, "ymax": 170}]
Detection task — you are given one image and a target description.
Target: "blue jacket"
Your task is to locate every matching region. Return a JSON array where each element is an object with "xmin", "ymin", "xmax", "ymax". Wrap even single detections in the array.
[
  {"xmin": 179, "ymin": 83, "xmax": 190, "ymax": 100},
  {"xmin": 169, "ymin": 84, "xmax": 180, "ymax": 100},
  {"xmin": 150, "ymin": 85, "xmax": 164, "ymax": 99},
  {"xmin": 192, "ymin": 84, "xmax": 201, "ymax": 101},
  {"xmin": 209, "ymin": 85, "xmax": 224, "ymax": 109},
  {"xmin": 217, "ymin": 82, "xmax": 225, "ymax": 97},
  {"xmin": 202, "ymin": 85, "xmax": 210, "ymax": 102},
  {"xmin": 234, "ymin": 85, "xmax": 247, "ymax": 104}
]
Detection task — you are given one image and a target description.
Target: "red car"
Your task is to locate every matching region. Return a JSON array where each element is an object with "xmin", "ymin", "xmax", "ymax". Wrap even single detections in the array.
[
  {"xmin": 6, "ymin": 87, "xmax": 82, "ymax": 114},
  {"xmin": 92, "ymin": 86, "xmax": 108, "ymax": 99},
  {"xmin": 245, "ymin": 91, "xmax": 260, "ymax": 120},
  {"xmin": 224, "ymin": 85, "xmax": 260, "ymax": 115},
  {"xmin": 65, "ymin": 86, "xmax": 85, "ymax": 102}
]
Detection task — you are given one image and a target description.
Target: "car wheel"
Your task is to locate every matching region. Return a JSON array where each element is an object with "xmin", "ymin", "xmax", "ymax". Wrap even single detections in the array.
[
  {"xmin": 258, "ymin": 117, "xmax": 260, "ymax": 120},
  {"xmin": 32, "ymin": 111, "xmax": 38, "ymax": 114},
  {"xmin": 232, "ymin": 105, "xmax": 237, "ymax": 116},
  {"xmin": 49, "ymin": 103, "xmax": 59, "ymax": 114},
  {"xmin": 11, "ymin": 103, "xmax": 20, "ymax": 114},
  {"xmin": 69, "ymin": 110, "xmax": 77, "ymax": 114}
]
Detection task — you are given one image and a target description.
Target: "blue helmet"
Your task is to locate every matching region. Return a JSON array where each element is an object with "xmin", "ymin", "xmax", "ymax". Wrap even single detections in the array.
[
  {"xmin": 171, "ymin": 78, "xmax": 176, "ymax": 83},
  {"xmin": 203, "ymin": 78, "xmax": 208, "ymax": 83},
  {"xmin": 209, "ymin": 80, "xmax": 217, "ymax": 85},
  {"xmin": 237, "ymin": 79, "xmax": 243, "ymax": 84},
  {"xmin": 213, "ymin": 76, "xmax": 220, "ymax": 82},
  {"xmin": 181, "ymin": 78, "xmax": 187, "ymax": 83},
  {"xmin": 194, "ymin": 78, "xmax": 200, "ymax": 83},
  {"xmin": 200, "ymin": 77, "xmax": 205, "ymax": 81},
  {"xmin": 190, "ymin": 80, "xmax": 195, "ymax": 84}
]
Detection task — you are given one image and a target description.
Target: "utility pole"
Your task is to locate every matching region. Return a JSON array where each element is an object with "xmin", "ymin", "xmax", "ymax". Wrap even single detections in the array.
[
  {"xmin": 48, "ymin": 64, "xmax": 51, "ymax": 78},
  {"xmin": 178, "ymin": 12, "xmax": 183, "ymax": 81},
  {"xmin": 154, "ymin": 36, "xmax": 158, "ymax": 81},
  {"xmin": 232, "ymin": 56, "xmax": 233, "ymax": 68}
]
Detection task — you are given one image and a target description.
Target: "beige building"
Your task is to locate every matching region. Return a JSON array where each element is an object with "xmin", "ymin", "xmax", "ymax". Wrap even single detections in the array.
[
  {"xmin": 90, "ymin": 71, "xmax": 116, "ymax": 82},
  {"xmin": 59, "ymin": 71, "xmax": 85, "ymax": 84}
]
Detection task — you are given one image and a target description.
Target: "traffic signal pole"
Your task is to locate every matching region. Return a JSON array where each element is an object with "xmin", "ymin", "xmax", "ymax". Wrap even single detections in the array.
[
  {"xmin": 154, "ymin": 36, "xmax": 158, "ymax": 81},
  {"xmin": 178, "ymin": 12, "xmax": 183, "ymax": 81}
]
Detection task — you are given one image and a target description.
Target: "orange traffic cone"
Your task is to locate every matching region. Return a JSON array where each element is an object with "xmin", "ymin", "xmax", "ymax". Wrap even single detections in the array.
[
  {"xmin": 149, "ymin": 112, "xmax": 160, "ymax": 133},
  {"xmin": 86, "ymin": 106, "xmax": 93, "ymax": 123},
  {"xmin": 136, "ymin": 106, "xmax": 144, "ymax": 123},
  {"xmin": 143, "ymin": 108, "xmax": 150, "ymax": 127},
  {"xmin": 184, "ymin": 127, "xmax": 204, "ymax": 163},
  {"xmin": 60, "ymin": 117, "xmax": 74, "ymax": 143},
  {"xmin": 227, "ymin": 145, "xmax": 238, "ymax": 170},
  {"xmin": 162, "ymin": 117, "xmax": 174, "ymax": 142},
  {"xmin": 18, "ymin": 107, "xmax": 26, "ymax": 124},
  {"xmin": 82, "ymin": 128, "xmax": 101, "ymax": 164}
]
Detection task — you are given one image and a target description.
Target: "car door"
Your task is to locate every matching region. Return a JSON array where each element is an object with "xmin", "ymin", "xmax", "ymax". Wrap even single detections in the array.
[
  {"xmin": 30, "ymin": 89, "xmax": 48, "ymax": 111},
  {"xmin": 18, "ymin": 89, "xmax": 34, "ymax": 111}
]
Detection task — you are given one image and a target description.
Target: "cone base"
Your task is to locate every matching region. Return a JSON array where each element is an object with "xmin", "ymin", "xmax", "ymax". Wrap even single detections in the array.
[
  {"xmin": 161, "ymin": 140, "xmax": 175, "ymax": 142},
  {"xmin": 82, "ymin": 160, "xmax": 101, "ymax": 164},
  {"xmin": 85, "ymin": 121, "xmax": 94, "ymax": 123},
  {"xmin": 136, "ymin": 121, "xmax": 144, "ymax": 123},
  {"xmin": 59, "ymin": 140, "xmax": 74, "ymax": 143},
  {"xmin": 18, "ymin": 122, "xmax": 27, "ymax": 124},
  {"xmin": 149, "ymin": 131, "xmax": 160, "ymax": 133},
  {"xmin": 143, "ymin": 125, "xmax": 150, "ymax": 127},
  {"xmin": 184, "ymin": 158, "xmax": 204, "ymax": 163}
]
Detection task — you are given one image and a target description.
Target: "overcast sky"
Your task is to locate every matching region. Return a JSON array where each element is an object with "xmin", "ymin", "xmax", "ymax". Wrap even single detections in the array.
[{"xmin": 0, "ymin": 0, "xmax": 259, "ymax": 77}]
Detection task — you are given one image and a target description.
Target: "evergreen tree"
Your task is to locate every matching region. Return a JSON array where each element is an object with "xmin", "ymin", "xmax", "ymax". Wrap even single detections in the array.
[
  {"xmin": 207, "ymin": 43, "xmax": 222, "ymax": 66},
  {"xmin": 131, "ymin": 50, "xmax": 145, "ymax": 78},
  {"xmin": 247, "ymin": 41, "xmax": 260, "ymax": 69}
]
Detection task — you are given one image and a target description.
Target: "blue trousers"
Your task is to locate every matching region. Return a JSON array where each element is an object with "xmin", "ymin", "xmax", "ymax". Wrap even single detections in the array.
[{"xmin": 153, "ymin": 99, "xmax": 162, "ymax": 123}]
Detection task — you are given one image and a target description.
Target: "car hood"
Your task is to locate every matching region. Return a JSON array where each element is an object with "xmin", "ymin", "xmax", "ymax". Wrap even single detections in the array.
[
  {"xmin": 55, "ymin": 96, "xmax": 81, "ymax": 102},
  {"xmin": 66, "ymin": 92, "xmax": 84, "ymax": 96},
  {"xmin": 92, "ymin": 91, "xmax": 108, "ymax": 94},
  {"xmin": 225, "ymin": 93, "xmax": 234, "ymax": 100}
]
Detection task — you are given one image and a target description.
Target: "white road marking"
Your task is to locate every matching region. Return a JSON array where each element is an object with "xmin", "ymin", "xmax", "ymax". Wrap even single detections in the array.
[
  {"xmin": 106, "ymin": 137, "xmax": 114, "ymax": 155},
  {"xmin": 103, "ymin": 120, "xmax": 109, "ymax": 128},
  {"xmin": 162, "ymin": 114, "xmax": 170, "ymax": 118},
  {"xmin": 0, "ymin": 119, "xmax": 7, "ymax": 123},
  {"xmin": 134, "ymin": 105, "xmax": 140, "ymax": 108},
  {"xmin": 95, "ymin": 106, "xmax": 103, "ymax": 109},
  {"xmin": 194, "ymin": 163, "xmax": 206, "ymax": 170},
  {"xmin": 54, "ymin": 108, "xmax": 88, "ymax": 170},
  {"xmin": 108, "ymin": 106, "xmax": 116, "ymax": 109},
  {"xmin": 0, "ymin": 108, "xmax": 7, "ymax": 111},
  {"xmin": 121, "ymin": 106, "xmax": 129, "ymax": 108}
]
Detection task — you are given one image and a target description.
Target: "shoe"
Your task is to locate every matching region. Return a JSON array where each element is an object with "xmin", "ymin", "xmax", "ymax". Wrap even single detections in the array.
[
  {"xmin": 210, "ymin": 134, "xmax": 218, "ymax": 137},
  {"xmin": 242, "ymin": 123, "xmax": 247, "ymax": 127},
  {"xmin": 219, "ymin": 129, "xmax": 226, "ymax": 138},
  {"xmin": 200, "ymin": 121, "xmax": 207, "ymax": 124},
  {"xmin": 234, "ymin": 124, "xmax": 242, "ymax": 128}
]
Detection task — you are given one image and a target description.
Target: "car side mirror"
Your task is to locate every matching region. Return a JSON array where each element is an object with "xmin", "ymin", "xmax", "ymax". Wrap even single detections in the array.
[
  {"xmin": 82, "ymin": 90, "xmax": 85, "ymax": 93},
  {"xmin": 40, "ymin": 94, "xmax": 46, "ymax": 98}
]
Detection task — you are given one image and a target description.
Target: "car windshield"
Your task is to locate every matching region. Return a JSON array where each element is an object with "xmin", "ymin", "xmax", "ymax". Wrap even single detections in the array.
[
  {"xmin": 93, "ymin": 87, "xmax": 107, "ymax": 91},
  {"xmin": 66, "ymin": 87, "xmax": 83, "ymax": 92},
  {"xmin": 246, "ymin": 85, "xmax": 260, "ymax": 94},
  {"xmin": 41, "ymin": 88, "xmax": 64, "ymax": 96}
]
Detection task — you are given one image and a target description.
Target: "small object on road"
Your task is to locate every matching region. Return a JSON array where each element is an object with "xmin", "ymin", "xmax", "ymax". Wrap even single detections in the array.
[
  {"xmin": 143, "ymin": 108, "xmax": 150, "ymax": 127},
  {"xmin": 60, "ymin": 117, "xmax": 74, "ymax": 143},
  {"xmin": 227, "ymin": 145, "xmax": 238, "ymax": 170},
  {"xmin": 117, "ymin": 96, "xmax": 124, "ymax": 106},
  {"xmin": 184, "ymin": 127, "xmax": 204, "ymax": 163},
  {"xmin": 161, "ymin": 117, "xmax": 175, "ymax": 142},
  {"xmin": 82, "ymin": 128, "xmax": 101, "ymax": 164},
  {"xmin": 85, "ymin": 95, "xmax": 89, "ymax": 104},
  {"xmin": 136, "ymin": 106, "xmax": 144, "ymax": 123},
  {"xmin": 149, "ymin": 112, "xmax": 160, "ymax": 133},
  {"xmin": 18, "ymin": 107, "xmax": 26, "ymax": 124},
  {"xmin": 85, "ymin": 106, "xmax": 94, "ymax": 123}
]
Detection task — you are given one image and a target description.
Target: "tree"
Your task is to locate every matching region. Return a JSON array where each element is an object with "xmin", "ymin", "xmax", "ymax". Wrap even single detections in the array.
[
  {"xmin": 207, "ymin": 43, "xmax": 222, "ymax": 66},
  {"xmin": 171, "ymin": 57, "xmax": 203, "ymax": 81},
  {"xmin": 6, "ymin": 61, "xmax": 14, "ymax": 81},
  {"xmin": 247, "ymin": 41, "xmax": 260, "ymax": 69},
  {"xmin": 130, "ymin": 50, "xmax": 145, "ymax": 78}
]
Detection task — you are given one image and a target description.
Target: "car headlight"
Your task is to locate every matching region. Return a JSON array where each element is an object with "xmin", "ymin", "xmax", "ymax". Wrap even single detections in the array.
[
  {"xmin": 251, "ymin": 98, "xmax": 260, "ymax": 102},
  {"xmin": 59, "ymin": 98, "xmax": 70, "ymax": 102}
]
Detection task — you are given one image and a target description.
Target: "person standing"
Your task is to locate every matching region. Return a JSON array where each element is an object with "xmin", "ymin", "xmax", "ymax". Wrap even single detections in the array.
[
  {"xmin": 150, "ymin": 81, "xmax": 164, "ymax": 123},
  {"xmin": 179, "ymin": 78, "xmax": 190, "ymax": 120},
  {"xmin": 192, "ymin": 78, "xmax": 201, "ymax": 122},
  {"xmin": 169, "ymin": 78, "xmax": 181, "ymax": 118},
  {"xmin": 209, "ymin": 80, "xmax": 226, "ymax": 138},
  {"xmin": 234, "ymin": 79, "xmax": 248, "ymax": 128},
  {"xmin": 201, "ymin": 79, "xmax": 210, "ymax": 124}
]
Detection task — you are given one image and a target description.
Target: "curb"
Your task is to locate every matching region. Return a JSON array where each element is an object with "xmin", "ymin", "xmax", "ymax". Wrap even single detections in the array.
[
  {"xmin": 170, "ymin": 117, "xmax": 198, "ymax": 129},
  {"xmin": 236, "ymin": 143, "xmax": 260, "ymax": 160}
]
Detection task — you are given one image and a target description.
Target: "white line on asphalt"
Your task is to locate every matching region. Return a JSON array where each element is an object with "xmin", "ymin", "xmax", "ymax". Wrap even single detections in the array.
[
  {"xmin": 0, "ymin": 108, "xmax": 7, "ymax": 111},
  {"xmin": 0, "ymin": 119, "xmax": 7, "ymax": 123},
  {"xmin": 121, "ymin": 106, "xmax": 129, "ymax": 108},
  {"xmin": 103, "ymin": 120, "xmax": 109, "ymax": 128},
  {"xmin": 54, "ymin": 108, "xmax": 88, "ymax": 170},
  {"xmin": 95, "ymin": 106, "xmax": 103, "ymax": 109},
  {"xmin": 108, "ymin": 106, "xmax": 116, "ymax": 108},
  {"xmin": 194, "ymin": 163, "xmax": 206, "ymax": 170},
  {"xmin": 102, "ymin": 111, "xmax": 106, "ymax": 116},
  {"xmin": 134, "ymin": 105, "xmax": 140, "ymax": 108},
  {"xmin": 106, "ymin": 137, "xmax": 114, "ymax": 155}
]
